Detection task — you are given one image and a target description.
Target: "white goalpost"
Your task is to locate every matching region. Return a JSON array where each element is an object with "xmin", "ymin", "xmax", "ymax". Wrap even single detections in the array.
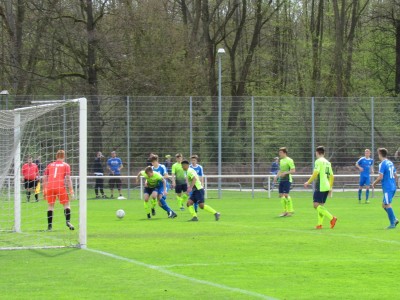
[{"xmin": 0, "ymin": 98, "xmax": 87, "ymax": 250}]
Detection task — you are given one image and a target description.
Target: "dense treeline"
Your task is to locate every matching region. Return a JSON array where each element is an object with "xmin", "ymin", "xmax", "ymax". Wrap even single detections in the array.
[
  {"xmin": 1, "ymin": 1, "xmax": 400, "ymax": 167},
  {"xmin": 0, "ymin": 0, "xmax": 399, "ymax": 98}
]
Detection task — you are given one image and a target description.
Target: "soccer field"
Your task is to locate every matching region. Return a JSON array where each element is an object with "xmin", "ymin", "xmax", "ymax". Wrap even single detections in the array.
[{"xmin": 1, "ymin": 190, "xmax": 400, "ymax": 299}]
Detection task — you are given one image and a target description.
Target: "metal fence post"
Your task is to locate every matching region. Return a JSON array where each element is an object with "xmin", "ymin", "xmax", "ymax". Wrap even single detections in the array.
[
  {"xmin": 251, "ymin": 96, "xmax": 255, "ymax": 199},
  {"xmin": 311, "ymin": 97, "xmax": 315, "ymax": 170},
  {"xmin": 371, "ymin": 96, "xmax": 374, "ymax": 198},
  {"xmin": 189, "ymin": 96, "xmax": 193, "ymax": 157},
  {"xmin": 127, "ymin": 96, "xmax": 131, "ymax": 199}
]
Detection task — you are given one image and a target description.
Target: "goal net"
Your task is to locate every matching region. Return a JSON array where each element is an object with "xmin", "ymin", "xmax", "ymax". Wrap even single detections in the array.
[{"xmin": 0, "ymin": 98, "xmax": 87, "ymax": 250}]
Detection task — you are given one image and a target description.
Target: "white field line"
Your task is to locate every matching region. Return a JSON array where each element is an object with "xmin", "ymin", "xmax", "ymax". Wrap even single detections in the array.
[
  {"xmin": 86, "ymin": 248, "xmax": 278, "ymax": 300},
  {"xmin": 218, "ymin": 222, "xmax": 400, "ymax": 245},
  {"xmin": 160, "ymin": 257, "xmax": 393, "ymax": 268}
]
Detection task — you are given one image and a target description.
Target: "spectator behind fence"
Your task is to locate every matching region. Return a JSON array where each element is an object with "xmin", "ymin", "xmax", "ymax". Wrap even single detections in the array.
[
  {"xmin": 93, "ymin": 151, "xmax": 108, "ymax": 199},
  {"xmin": 107, "ymin": 151, "xmax": 126, "ymax": 199},
  {"xmin": 164, "ymin": 154, "xmax": 172, "ymax": 175}
]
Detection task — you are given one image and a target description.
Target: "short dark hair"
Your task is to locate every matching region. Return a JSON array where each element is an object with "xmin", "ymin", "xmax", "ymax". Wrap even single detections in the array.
[
  {"xmin": 378, "ymin": 147, "xmax": 388, "ymax": 158},
  {"xmin": 279, "ymin": 147, "xmax": 287, "ymax": 154},
  {"xmin": 175, "ymin": 153, "xmax": 182, "ymax": 158},
  {"xmin": 190, "ymin": 154, "xmax": 199, "ymax": 160},
  {"xmin": 181, "ymin": 160, "xmax": 189, "ymax": 165},
  {"xmin": 316, "ymin": 146, "xmax": 325, "ymax": 155},
  {"xmin": 150, "ymin": 155, "xmax": 159, "ymax": 162},
  {"xmin": 144, "ymin": 166, "xmax": 153, "ymax": 173}
]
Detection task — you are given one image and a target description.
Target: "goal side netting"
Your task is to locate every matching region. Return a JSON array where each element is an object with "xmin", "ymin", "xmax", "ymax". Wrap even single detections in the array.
[{"xmin": 0, "ymin": 98, "xmax": 87, "ymax": 250}]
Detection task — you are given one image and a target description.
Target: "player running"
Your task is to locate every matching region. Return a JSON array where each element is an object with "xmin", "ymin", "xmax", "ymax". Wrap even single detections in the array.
[
  {"xmin": 372, "ymin": 148, "xmax": 399, "ymax": 229},
  {"xmin": 42, "ymin": 150, "xmax": 75, "ymax": 231},
  {"xmin": 356, "ymin": 149, "xmax": 374, "ymax": 204},
  {"xmin": 150, "ymin": 154, "xmax": 176, "ymax": 218},
  {"xmin": 304, "ymin": 146, "xmax": 337, "ymax": 230},
  {"xmin": 190, "ymin": 154, "xmax": 204, "ymax": 212},
  {"xmin": 182, "ymin": 160, "xmax": 220, "ymax": 221},
  {"xmin": 136, "ymin": 166, "xmax": 177, "ymax": 219},
  {"xmin": 273, "ymin": 147, "xmax": 296, "ymax": 217},
  {"xmin": 171, "ymin": 153, "xmax": 188, "ymax": 211}
]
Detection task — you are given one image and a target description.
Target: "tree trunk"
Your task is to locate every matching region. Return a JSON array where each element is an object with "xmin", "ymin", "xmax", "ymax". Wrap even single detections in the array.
[{"xmin": 395, "ymin": 20, "xmax": 400, "ymax": 94}]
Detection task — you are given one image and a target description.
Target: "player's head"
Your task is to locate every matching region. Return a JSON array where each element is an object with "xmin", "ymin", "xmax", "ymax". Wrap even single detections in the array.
[
  {"xmin": 278, "ymin": 147, "xmax": 287, "ymax": 158},
  {"xmin": 56, "ymin": 150, "xmax": 65, "ymax": 160},
  {"xmin": 26, "ymin": 155, "xmax": 33, "ymax": 163},
  {"xmin": 150, "ymin": 154, "xmax": 159, "ymax": 165},
  {"xmin": 165, "ymin": 154, "xmax": 171, "ymax": 160},
  {"xmin": 190, "ymin": 154, "xmax": 199, "ymax": 165},
  {"xmin": 144, "ymin": 166, "xmax": 154, "ymax": 176},
  {"xmin": 274, "ymin": 157, "xmax": 279, "ymax": 162},
  {"xmin": 175, "ymin": 153, "xmax": 183, "ymax": 162},
  {"xmin": 364, "ymin": 149, "xmax": 371, "ymax": 158},
  {"xmin": 315, "ymin": 146, "xmax": 325, "ymax": 157},
  {"xmin": 111, "ymin": 151, "xmax": 116, "ymax": 158},
  {"xmin": 181, "ymin": 160, "xmax": 190, "ymax": 170},
  {"xmin": 97, "ymin": 151, "xmax": 103, "ymax": 158},
  {"xmin": 377, "ymin": 148, "xmax": 388, "ymax": 161}
]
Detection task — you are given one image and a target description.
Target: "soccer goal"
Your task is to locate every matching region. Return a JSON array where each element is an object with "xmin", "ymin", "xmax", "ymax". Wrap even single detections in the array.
[{"xmin": 0, "ymin": 98, "xmax": 87, "ymax": 250}]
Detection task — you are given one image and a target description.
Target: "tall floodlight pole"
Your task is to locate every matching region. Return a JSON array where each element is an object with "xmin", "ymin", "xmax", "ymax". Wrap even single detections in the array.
[{"xmin": 217, "ymin": 48, "xmax": 225, "ymax": 199}]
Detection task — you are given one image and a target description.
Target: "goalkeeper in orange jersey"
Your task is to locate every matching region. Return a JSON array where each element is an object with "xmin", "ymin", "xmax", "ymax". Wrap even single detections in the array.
[{"xmin": 42, "ymin": 150, "xmax": 75, "ymax": 231}]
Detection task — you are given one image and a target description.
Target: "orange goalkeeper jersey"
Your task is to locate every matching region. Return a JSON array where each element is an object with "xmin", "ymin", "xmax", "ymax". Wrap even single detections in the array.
[{"xmin": 44, "ymin": 161, "xmax": 71, "ymax": 188}]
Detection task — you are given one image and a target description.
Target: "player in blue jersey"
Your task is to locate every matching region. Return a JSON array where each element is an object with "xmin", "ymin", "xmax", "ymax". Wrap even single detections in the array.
[
  {"xmin": 190, "ymin": 155, "xmax": 204, "ymax": 212},
  {"xmin": 356, "ymin": 149, "xmax": 374, "ymax": 204},
  {"xmin": 107, "ymin": 151, "xmax": 125, "ymax": 199},
  {"xmin": 372, "ymin": 148, "xmax": 399, "ymax": 229},
  {"xmin": 150, "ymin": 155, "xmax": 177, "ymax": 218}
]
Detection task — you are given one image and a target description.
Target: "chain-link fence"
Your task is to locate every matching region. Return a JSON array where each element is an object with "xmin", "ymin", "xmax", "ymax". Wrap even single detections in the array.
[{"xmin": 2, "ymin": 96, "xmax": 399, "ymax": 178}]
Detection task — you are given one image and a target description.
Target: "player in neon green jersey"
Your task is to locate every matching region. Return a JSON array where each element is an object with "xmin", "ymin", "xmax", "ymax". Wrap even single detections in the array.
[
  {"xmin": 171, "ymin": 153, "xmax": 188, "ymax": 210},
  {"xmin": 304, "ymin": 146, "xmax": 337, "ymax": 229},
  {"xmin": 181, "ymin": 160, "xmax": 220, "ymax": 221},
  {"xmin": 273, "ymin": 147, "xmax": 296, "ymax": 217},
  {"xmin": 136, "ymin": 166, "xmax": 176, "ymax": 219}
]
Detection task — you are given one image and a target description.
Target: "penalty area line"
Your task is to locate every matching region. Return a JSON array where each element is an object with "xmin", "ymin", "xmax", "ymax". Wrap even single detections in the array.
[{"xmin": 86, "ymin": 248, "xmax": 278, "ymax": 300}]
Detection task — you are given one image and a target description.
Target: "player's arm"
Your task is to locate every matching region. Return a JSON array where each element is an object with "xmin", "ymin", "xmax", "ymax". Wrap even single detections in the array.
[
  {"xmin": 355, "ymin": 159, "xmax": 363, "ymax": 172},
  {"xmin": 136, "ymin": 170, "xmax": 144, "ymax": 184},
  {"xmin": 304, "ymin": 170, "xmax": 319, "ymax": 188},
  {"xmin": 199, "ymin": 166, "xmax": 204, "ymax": 186},
  {"xmin": 273, "ymin": 171, "xmax": 281, "ymax": 183},
  {"xmin": 395, "ymin": 147, "xmax": 400, "ymax": 160},
  {"xmin": 107, "ymin": 160, "xmax": 112, "ymax": 173},
  {"xmin": 66, "ymin": 174, "xmax": 74, "ymax": 196},
  {"xmin": 372, "ymin": 173, "xmax": 383, "ymax": 188},
  {"xmin": 187, "ymin": 174, "xmax": 197, "ymax": 192},
  {"xmin": 119, "ymin": 161, "xmax": 123, "ymax": 171}
]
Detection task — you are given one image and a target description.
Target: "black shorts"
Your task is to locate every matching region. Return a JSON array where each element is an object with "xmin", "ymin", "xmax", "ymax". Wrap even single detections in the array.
[
  {"xmin": 175, "ymin": 183, "xmax": 188, "ymax": 194},
  {"xmin": 24, "ymin": 179, "xmax": 37, "ymax": 190},
  {"xmin": 190, "ymin": 189, "xmax": 205, "ymax": 204},
  {"xmin": 144, "ymin": 187, "xmax": 156, "ymax": 195},
  {"xmin": 279, "ymin": 181, "xmax": 291, "ymax": 194},
  {"xmin": 109, "ymin": 177, "xmax": 122, "ymax": 189},
  {"xmin": 313, "ymin": 191, "xmax": 329, "ymax": 203}
]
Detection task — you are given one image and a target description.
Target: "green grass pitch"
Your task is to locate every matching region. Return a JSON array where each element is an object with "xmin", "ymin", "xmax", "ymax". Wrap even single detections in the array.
[{"xmin": 1, "ymin": 190, "xmax": 400, "ymax": 299}]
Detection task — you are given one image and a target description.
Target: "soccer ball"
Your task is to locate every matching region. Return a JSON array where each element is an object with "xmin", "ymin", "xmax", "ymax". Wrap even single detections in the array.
[{"xmin": 116, "ymin": 209, "xmax": 125, "ymax": 219}]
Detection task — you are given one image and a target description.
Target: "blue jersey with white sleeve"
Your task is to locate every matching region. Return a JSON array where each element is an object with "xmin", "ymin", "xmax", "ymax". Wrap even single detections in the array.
[
  {"xmin": 357, "ymin": 157, "xmax": 373, "ymax": 177},
  {"xmin": 152, "ymin": 164, "xmax": 167, "ymax": 176},
  {"xmin": 379, "ymin": 159, "xmax": 397, "ymax": 192},
  {"xmin": 190, "ymin": 164, "xmax": 204, "ymax": 177},
  {"xmin": 107, "ymin": 157, "xmax": 122, "ymax": 175}
]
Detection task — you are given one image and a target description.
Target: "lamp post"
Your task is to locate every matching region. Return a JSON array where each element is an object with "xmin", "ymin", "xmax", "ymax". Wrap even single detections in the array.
[
  {"xmin": 217, "ymin": 48, "xmax": 225, "ymax": 199},
  {"xmin": 0, "ymin": 90, "xmax": 9, "ymax": 110}
]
